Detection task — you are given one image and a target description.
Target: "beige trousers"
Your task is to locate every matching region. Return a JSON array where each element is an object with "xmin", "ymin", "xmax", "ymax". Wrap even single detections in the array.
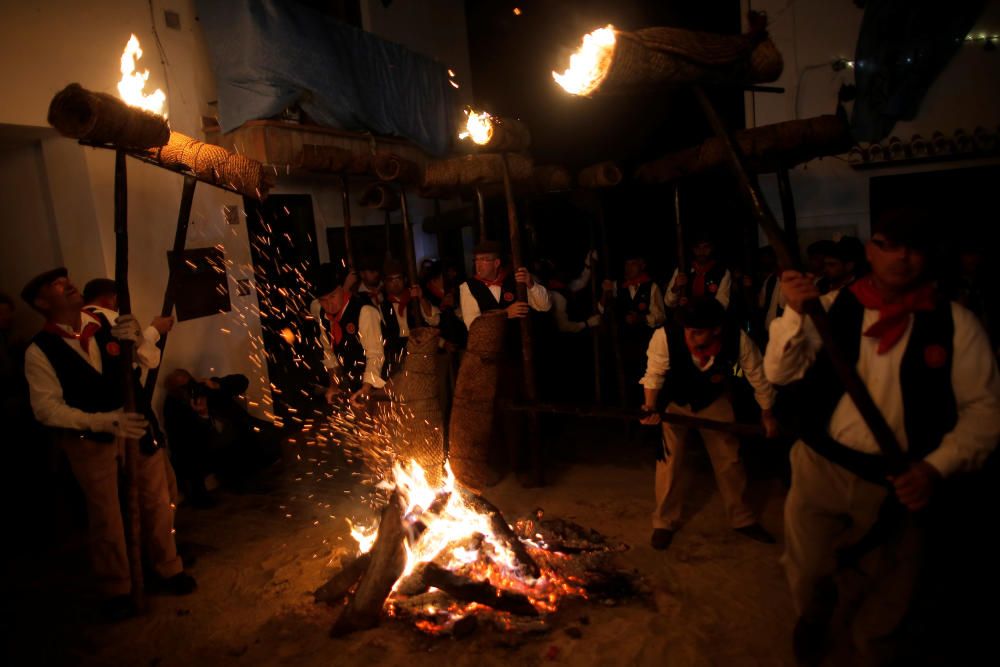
[
  {"xmin": 652, "ymin": 395, "xmax": 756, "ymax": 530},
  {"xmin": 783, "ymin": 441, "xmax": 922, "ymax": 661},
  {"xmin": 60, "ymin": 436, "xmax": 183, "ymax": 596}
]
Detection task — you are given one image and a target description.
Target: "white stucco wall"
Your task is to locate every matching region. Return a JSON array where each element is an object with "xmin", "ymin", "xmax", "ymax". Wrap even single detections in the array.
[
  {"xmin": 742, "ymin": 0, "xmax": 1000, "ymax": 245},
  {"xmin": 0, "ymin": 0, "xmax": 272, "ymax": 418}
]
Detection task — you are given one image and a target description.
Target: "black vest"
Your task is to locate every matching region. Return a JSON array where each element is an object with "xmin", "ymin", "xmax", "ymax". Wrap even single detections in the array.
[
  {"xmin": 688, "ymin": 263, "xmax": 728, "ymax": 301},
  {"xmin": 617, "ymin": 280, "xmax": 654, "ymax": 318},
  {"xmin": 333, "ymin": 296, "xmax": 382, "ymax": 391},
  {"xmin": 466, "ymin": 274, "xmax": 519, "ymax": 314},
  {"xmin": 662, "ymin": 324, "xmax": 742, "ymax": 412},
  {"xmin": 32, "ymin": 323, "xmax": 127, "ymax": 443},
  {"xmin": 774, "ymin": 288, "xmax": 957, "ymax": 480},
  {"xmin": 378, "ymin": 296, "xmax": 407, "ymax": 377}
]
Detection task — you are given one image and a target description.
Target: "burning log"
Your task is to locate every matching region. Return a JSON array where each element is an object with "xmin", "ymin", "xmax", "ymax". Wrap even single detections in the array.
[
  {"xmin": 448, "ymin": 311, "xmax": 506, "ymax": 490},
  {"xmin": 330, "ymin": 493, "xmax": 407, "ymax": 637},
  {"xmin": 294, "ymin": 144, "xmax": 370, "ymax": 173},
  {"xmin": 634, "ymin": 115, "xmax": 852, "ymax": 183},
  {"xmin": 531, "ymin": 165, "xmax": 572, "ymax": 192},
  {"xmin": 143, "ymin": 131, "xmax": 271, "ymax": 200},
  {"xmin": 480, "ymin": 117, "xmax": 532, "ymax": 153},
  {"xmin": 47, "ymin": 83, "xmax": 169, "ymax": 149},
  {"xmin": 460, "ymin": 490, "xmax": 540, "ymax": 578},
  {"xmin": 373, "ymin": 152, "xmax": 420, "ymax": 183},
  {"xmin": 358, "ymin": 182, "xmax": 400, "ymax": 211},
  {"xmin": 553, "ymin": 14, "xmax": 782, "ymax": 97},
  {"xmin": 422, "ymin": 153, "xmax": 533, "ymax": 189},
  {"xmin": 577, "ymin": 161, "xmax": 623, "ymax": 188},
  {"xmin": 413, "ymin": 563, "xmax": 539, "ymax": 616},
  {"xmin": 314, "ymin": 552, "xmax": 372, "ymax": 605}
]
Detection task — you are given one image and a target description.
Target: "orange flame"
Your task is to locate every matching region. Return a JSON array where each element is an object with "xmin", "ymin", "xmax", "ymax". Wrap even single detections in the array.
[
  {"xmin": 458, "ymin": 108, "xmax": 494, "ymax": 146},
  {"xmin": 552, "ymin": 25, "xmax": 616, "ymax": 96},
  {"xmin": 117, "ymin": 34, "xmax": 167, "ymax": 116}
]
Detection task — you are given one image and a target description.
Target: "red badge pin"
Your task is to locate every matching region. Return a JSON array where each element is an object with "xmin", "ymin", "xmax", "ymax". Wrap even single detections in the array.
[
  {"xmin": 924, "ymin": 344, "xmax": 948, "ymax": 369},
  {"xmin": 345, "ymin": 323, "xmax": 357, "ymax": 335},
  {"xmin": 638, "ymin": 302, "xmax": 648, "ymax": 311},
  {"xmin": 503, "ymin": 292, "xmax": 514, "ymax": 302},
  {"xmin": 105, "ymin": 341, "xmax": 120, "ymax": 357},
  {"xmin": 708, "ymin": 283, "xmax": 718, "ymax": 294}
]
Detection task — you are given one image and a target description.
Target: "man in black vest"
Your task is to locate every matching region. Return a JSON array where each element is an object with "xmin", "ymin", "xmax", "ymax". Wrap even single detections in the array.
[
  {"xmin": 379, "ymin": 259, "xmax": 439, "ymax": 378},
  {"xmin": 765, "ymin": 209, "xmax": 1000, "ymax": 664},
  {"xmin": 21, "ymin": 268, "xmax": 195, "ymax": 621},
  {"xmin": 458, "ymin": 240, "xmax": 550, "ymax": 327},
  {"xmin": 639, "ymin": 298, "xmax": 779, "ymax": 551},
  {"xmin": 665, "ymin": 235, "xmax": 732, "ymax": 310},
  {"xmin": 310, "ymin": 263, "xmax": 386, "ymax": 409}
]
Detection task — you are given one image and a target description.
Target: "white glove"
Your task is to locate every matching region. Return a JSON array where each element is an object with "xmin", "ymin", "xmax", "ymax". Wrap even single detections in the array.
[
  {"xmin": 92, "ymin": 410, "xmax": 149, "ymax": 439},
  {"xmin": 111, "ymin": 314, "xmax": 142, "ymax": 343},
  {"xmin": 585, "ymin": 314, "xmax": 601, "ymax": 328}
]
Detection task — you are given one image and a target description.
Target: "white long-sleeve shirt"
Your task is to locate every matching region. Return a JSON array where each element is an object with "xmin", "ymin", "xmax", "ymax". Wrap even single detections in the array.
[
  {"xmin": 310, "ymin": 298, "xmax": 386, "ymax": 388},
  {"xmin": 385, "ymin": 298, "xmax": 440, "ymax": 338},
  {"xmin": 25, "ymin": 311, "xmax": 160, "ymax": 431},
  {"xmin": 459, "ymin": 279, "xmax": 551, "ymax": 330},
  {"xmin": 597, "ymin": 281, "xmax": 666, "ymax": 328},
  {"xmin": 640, "ymin": 327, "xmax": 775, "ymax": 410},
  {"xmin": 83, "ymin": 305, "xmax": 162, "ymax": 367},
  {"xmin": 664, "ymin": 267, "xmax": 732, "ymax": 309},
  {"xmin": 763, "ymin": 293, "xmax": 1000, "ymax": 477}
]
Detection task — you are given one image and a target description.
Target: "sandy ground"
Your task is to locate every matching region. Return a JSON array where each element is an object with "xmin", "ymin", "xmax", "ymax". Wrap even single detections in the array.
[{"xmin": 4, "ymin": 420, "xmax": 800, "ymax": 667}]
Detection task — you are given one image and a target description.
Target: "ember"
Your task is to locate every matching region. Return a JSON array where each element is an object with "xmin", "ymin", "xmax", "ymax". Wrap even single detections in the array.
[{"xmin": 319, "ymin": 452, "xmax": 638, "ymax": 637}]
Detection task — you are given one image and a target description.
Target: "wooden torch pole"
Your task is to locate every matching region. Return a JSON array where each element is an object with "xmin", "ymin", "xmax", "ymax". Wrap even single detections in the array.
[{"xmin": 113, "ymin": 150, "xmax": 145, "ymax": 610}]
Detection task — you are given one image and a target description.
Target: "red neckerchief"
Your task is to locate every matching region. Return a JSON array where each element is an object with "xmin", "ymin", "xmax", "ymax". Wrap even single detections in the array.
[
  {"xmin": 388, "ymin": 290, "xmax": 411, "ymax": 316},
  {"xmin": 476, "ymin": 268, "xmax": 508, "ymax": 288},
  {"xmin": 427, "ymin": 283, "xmax": 446, "ymax": 299},
  {"xmin": 548, "ymin": 279, "xmax": 568, "ymax": 291},
  {"xmin": 44, "ymin": 315, "xmax": 101, "ymax": 353},
  {"xmin": 325, "ymin": 304, "xmax": 347, "ymax": 346},
  {"xmin": 621, "ymin": 273, "xmax": 651, "ymax": 289},
  {"xmin": 691, "ymin": 260, "xmax": 716, "ymax": 298},
  {"xmin": 849, "ymin": 277, "xmax": 936, "ymax": 354},
  {"xmin": 686, "ymin": 331, "xmax": 723, "ymax": 367}
]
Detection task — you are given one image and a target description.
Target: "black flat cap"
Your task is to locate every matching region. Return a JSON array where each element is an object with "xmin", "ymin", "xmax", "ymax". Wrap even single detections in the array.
[
  {"xmin": 472, "ymin": 240, "xmax": 502, "ymax": 256},
  {"xmin": 21, "ymin": 267, "xmax": 68, "ymax": 307}
]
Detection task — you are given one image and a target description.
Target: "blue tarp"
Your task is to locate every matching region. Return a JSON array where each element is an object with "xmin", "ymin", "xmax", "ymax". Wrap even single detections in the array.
[{"xmin": 196, "ymin": 0, "xmax": 459, "ymax": 156}]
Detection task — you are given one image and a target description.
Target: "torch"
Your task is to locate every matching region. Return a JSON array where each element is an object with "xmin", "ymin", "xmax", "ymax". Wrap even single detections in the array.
[{"xmin": 552, "ymin": 21, "xmax": 906, "ymax": 468}]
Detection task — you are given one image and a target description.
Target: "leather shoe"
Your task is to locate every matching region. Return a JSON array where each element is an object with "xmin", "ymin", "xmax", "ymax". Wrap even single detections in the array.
[{"xmin": 650, "ymin": 528, "xmax": 675, "ymax": 551}]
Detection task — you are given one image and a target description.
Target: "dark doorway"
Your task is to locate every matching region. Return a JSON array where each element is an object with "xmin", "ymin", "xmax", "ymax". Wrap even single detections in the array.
[
  {"xmin": 244, "ymin": 194, "xmax": 321, "ymax": 420},
  {"xmin": 326, "ymin": 217, "xmax": 405, "ymax": 268}
]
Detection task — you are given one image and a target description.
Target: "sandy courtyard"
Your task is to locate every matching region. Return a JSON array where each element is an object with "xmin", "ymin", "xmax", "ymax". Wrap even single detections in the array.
[{"xmin": 5, "ymin": 421, "xmax": 798, "ymax": 667}]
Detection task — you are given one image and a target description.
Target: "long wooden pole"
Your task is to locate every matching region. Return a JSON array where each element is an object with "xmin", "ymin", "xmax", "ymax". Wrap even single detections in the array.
[
  {"xmin": 500, "ymin": 153, "xmax": 543, "ymax": 483},
  {"xmin": 502, "ymin": 400, "xmax": 765, "ymax": 437},
  {"xmin": 587, "ymin": 216, "xmax": 602, "ymax": 403},
  {"xmin": 693, "ymin": 87, "xmax": 906, "ymax": 470},
  {"xmin": 672, "ymin": 184, "xmax": 687, "ymax": 307},
  {"xmin": 143, "ymin": 175, "xmax": 196, "ymax": 404},
  {"xmin": 475, "ymin": 186, "xmax": 487, "ymax": 241},
  {"xmin": 340, "ymin": 174, "xmax": 355, "ymax": 268},
  {"xmin": 397, "ymin": 185, "xmax": 425, "ymax": 328},
  {"xmin": 595, "ymin": 196, "xmax": 627, "ymax": 408},
  {"xmin": 114, "ymin": 150, "xmax": 144, "ymax": 611},
  {"xmin": 775, "ymin": 167, "xmax": 801, "ymax": 263}
]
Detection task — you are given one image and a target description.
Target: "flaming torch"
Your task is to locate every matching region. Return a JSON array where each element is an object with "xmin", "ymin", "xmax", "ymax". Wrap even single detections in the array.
[
  {"xmin": 48, "ymin": 35, "xmax": 269, "ymax": 200},
  {"xmin": 553, "ymin": 18, "xmax": 783, "ymax": 97}
]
